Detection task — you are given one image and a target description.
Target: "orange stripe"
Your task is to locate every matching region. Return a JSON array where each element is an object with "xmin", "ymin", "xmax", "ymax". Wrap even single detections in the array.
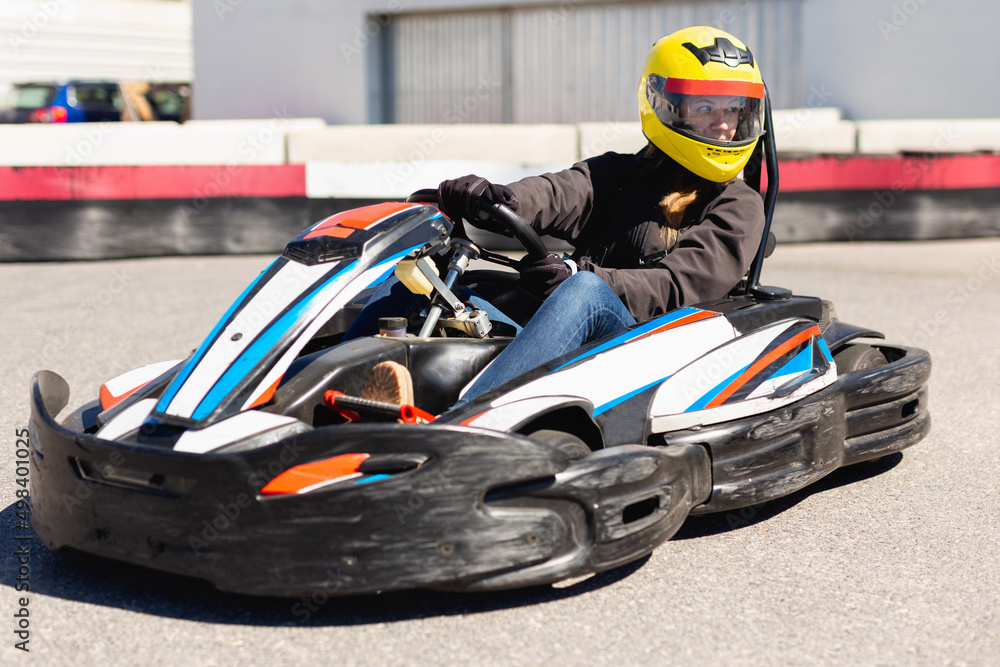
[
  {"xmin": 324, "ymin": 226, "xmax": 354, "ymax": 238},
  {"xmin": 305, "ymin": 201, "xmax": 417, "ymax": 239},
  {"xmin": 99, "ymin": 380, "xmax": 151, "ymax": 411},
  {"xmin": 461, "ymin": 410, "xmax": 488, "ymax": 427},
  {"xmin": 261, "ymin": 453, "xmax": 370, "ymax": 495},
  {"xmin": 629, "ymin": 310, "xmax": 718, "ymax": 342},
  {"xmin": 247, "ymin": 376, "xmax": 282, "ymax": 409},
  {"xmin": 706, "ymin": 326, "xmax": 818, "ymax": 409}
]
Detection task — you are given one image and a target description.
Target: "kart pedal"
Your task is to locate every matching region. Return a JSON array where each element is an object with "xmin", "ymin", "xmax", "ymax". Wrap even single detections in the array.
[{"xmin": 324, "ymin": 390, "xmax": 435, "ymax": 425}]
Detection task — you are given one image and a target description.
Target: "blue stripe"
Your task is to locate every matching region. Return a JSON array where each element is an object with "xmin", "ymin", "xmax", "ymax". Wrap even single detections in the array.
[
  {"xmin": 594, "ymin": 376, "xmax": 670, "ymax": 416},
  {"xmin": 189, "ymin": 246, "xmax": 420, "ymax": 421},
  {"xmin": 767, "ymin": 344, "xmax": 813, "ymax": 381},
  {"xmin": 817, "ymin": 336, "xmax": 834, "ymax": 363},
  {"xmin": 191, "ymin": 262, "xmax": 358, "ymax": 420},
  {"xmin": 685, "ymin": 362, "xmax": 752, "ymax": 413},
  {"xmin": 157, "ymin": 258, "xmax": 279, "ymax": 413},
  {"xmin": 554, "ymin": 307, "xmax": 702, "ymax": 372},
  {"xmin": 354, "ymin": 474, "xmax": 392, "ymax": 485}
]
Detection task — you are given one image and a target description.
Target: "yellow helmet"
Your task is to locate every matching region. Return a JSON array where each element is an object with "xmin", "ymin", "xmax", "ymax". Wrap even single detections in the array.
[{"xmin": 638, "ymin": 26, "xmax": 765, "ymax": 182}]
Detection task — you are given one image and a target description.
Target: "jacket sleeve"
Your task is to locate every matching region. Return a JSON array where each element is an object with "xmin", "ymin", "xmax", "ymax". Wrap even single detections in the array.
[
  {"xmin": 587, "ymin": 180, "xmax": 766, "ymax": 321},
  {"xmin": 506, "ymin": 153, "xmax": 630, "ymax": 244}
]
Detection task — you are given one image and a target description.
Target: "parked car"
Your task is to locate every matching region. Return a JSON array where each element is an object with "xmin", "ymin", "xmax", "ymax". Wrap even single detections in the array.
[
  {"xmin": 0, "ymin": 80, "xmax": 191, "ymax": 123},
  {"xmin": 0, "ymin": 81, "xmax": 122, "ymax": 123}
]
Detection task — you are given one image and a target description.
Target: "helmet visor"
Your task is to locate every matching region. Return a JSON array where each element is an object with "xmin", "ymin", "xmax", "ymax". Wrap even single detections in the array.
[{"xmin": 645, "ymin": 74, "xmax": 764, "ymax": 146}]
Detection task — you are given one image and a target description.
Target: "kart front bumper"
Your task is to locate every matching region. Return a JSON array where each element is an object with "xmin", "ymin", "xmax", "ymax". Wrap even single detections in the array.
[{"xmin": 28, "ymin": 370, "xmax": 711, "ymax": 596}]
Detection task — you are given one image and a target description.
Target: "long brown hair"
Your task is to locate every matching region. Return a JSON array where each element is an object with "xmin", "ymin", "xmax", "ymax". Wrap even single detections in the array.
[
  {"xmin": 640, "ymin": 144, "xmax": 730, "ymax": 249},
  {"xmin": 658, "ymin": 187, "xmax": 702, "ymax": 249}
]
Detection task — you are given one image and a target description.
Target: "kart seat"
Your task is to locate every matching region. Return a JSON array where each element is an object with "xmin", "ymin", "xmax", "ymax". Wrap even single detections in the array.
[
  {"xmin": 405, "ymin": 337, "xmax": 512, "ymax": 415},
  {"xmin": 273, "ymin": 335, "xmax": 511, "ymax": 425}
]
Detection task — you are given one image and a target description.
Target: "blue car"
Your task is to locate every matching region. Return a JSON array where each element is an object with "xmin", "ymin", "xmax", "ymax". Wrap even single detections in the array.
[{"xmin": 1, "ymin": 81, "xmax": 122, "ymax": 123}]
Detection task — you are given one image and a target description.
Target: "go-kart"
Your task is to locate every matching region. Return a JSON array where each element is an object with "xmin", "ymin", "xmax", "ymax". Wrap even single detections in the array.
[{"xmin": 28, "ymin": 100, "xmax": 931, "ymax": 597}]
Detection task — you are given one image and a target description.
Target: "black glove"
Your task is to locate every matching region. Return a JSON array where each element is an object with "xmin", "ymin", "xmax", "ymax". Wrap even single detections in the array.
[
  {"xmin": 517, "ymin": 253, "xmax": 577, "ymax": 300},
  {"xmin": 437, "ymin": 174, "xmax": 518, "ymax": 231}
]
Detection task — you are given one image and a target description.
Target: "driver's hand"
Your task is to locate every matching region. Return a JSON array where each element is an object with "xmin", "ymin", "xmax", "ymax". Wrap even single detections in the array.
[
  {"xmin": 437, "ymin": 174, "xmax": 518, "ymax": 231},
  {"xmin": 516, "ymin": 253, "xmax": 578, "ymax": 300}
]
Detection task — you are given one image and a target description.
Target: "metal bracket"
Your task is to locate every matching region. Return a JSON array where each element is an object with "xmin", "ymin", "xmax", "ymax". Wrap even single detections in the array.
[
  {"xmin": 416, "ymin": 258, "xmax": 465, "ymax": 313},
  {"xmin": 436, "ymin": 309, "xmax": 493, "ymax": 339}
]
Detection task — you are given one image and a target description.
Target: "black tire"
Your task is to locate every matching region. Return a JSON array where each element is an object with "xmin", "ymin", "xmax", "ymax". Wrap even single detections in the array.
[
  {"xmin": 834, "ymin": 344, "xmax": 888, "ymax": 374},
  {"xmin": 527, "ymin": 429, "xmax": 592, "ymax": 462}
]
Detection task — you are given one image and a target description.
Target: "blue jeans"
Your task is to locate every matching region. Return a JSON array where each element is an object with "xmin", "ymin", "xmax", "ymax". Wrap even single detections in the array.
[
  {"xmin": 461, "ymin": 271, "xmax": 636, "ymax": 401},
  {"xmin": 345, "ymin": 271, "xmax": 635, "ymax": 406}
]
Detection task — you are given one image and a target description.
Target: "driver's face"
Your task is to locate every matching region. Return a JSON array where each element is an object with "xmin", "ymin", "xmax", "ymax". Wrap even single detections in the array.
[{"xmin": 680, "ymin": 96, "xmax": 741, "ymax": 142}]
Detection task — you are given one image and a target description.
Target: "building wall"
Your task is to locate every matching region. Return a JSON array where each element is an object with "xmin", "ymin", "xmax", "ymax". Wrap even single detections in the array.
[
  {"xmin": 387, "ymin": 1, "xmax": 802, "ymax": 124},
  {"xmin": 801, "ymin": 0, "xmax": 1000, "ymax": 120},
  {"xmin": 0, "ymin": 0, "xmax": 192, "ymax": 93},
  {"xmin": 191, "ymin": 0, "xmax": 999, "ymax": 123}
]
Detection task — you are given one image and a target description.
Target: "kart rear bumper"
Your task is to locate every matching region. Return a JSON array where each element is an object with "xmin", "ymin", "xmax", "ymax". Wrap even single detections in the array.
[{"xmin": 29, "ymin": 371, "xmax": 711, "ymax": 596}]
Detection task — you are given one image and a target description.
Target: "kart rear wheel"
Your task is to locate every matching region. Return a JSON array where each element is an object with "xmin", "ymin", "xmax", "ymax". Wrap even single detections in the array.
[
  {"xmin": 527, "ymin": 429, "xmax": 592, "ymax": 462},
  {"xmin": 834, "ymin": 343, "xmax": 888, "ymax": 373}
]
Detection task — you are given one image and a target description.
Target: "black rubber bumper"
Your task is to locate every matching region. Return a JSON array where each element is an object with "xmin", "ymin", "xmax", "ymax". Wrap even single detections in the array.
[
  {"xmin": 662, "ymin": 345, "xmax": 931, "ymax": 513},
  {"xmin": 29, "ymin": 371, "xmax": 710, "ymax": 597}
]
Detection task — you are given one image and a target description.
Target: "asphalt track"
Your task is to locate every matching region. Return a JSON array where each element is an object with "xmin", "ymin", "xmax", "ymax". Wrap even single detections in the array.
[{"xmin": 1, "ymin": 239, "xmax": 998, "ymax": 666}]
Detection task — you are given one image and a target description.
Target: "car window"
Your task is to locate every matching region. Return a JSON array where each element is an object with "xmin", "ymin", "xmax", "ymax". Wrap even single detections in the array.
[
  {"xmin": 12, "ymin": 85, "xmax": 57, "ymax": 109},
  {"xmin": 146, "ymin": 88, "xmax": 183, "ymax": 119},
  {"xmin": 72, "ymin": 84, "xmax": 122, "ymax": 110}
]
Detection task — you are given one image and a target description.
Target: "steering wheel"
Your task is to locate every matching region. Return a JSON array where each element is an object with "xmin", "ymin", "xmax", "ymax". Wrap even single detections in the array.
[{"xmin": 406, "ymin": 188, "xmax": 548, "ymax": 262}]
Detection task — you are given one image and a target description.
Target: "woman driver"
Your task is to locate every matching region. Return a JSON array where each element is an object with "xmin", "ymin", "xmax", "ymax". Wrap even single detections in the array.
[{"xmin": 354, "ymin": 26, "xmax": 768, "ymax": 408}]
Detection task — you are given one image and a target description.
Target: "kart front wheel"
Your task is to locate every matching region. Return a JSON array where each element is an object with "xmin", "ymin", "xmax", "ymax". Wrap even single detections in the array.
[
  {"xmin": 834, "ymin": 343, "xmax": 888, "ymax": 373},
  {"xmin": 527, "ymin": 429, "xmax": 592, "ymax": 462}
]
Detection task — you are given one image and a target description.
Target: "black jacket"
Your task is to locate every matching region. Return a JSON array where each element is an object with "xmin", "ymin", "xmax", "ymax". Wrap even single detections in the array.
[{"xmin": 508, "ymin": 147, "xmax": 766, "ymax": 322}]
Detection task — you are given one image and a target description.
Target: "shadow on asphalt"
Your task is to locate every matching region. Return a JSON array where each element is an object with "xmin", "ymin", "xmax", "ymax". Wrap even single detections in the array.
[
  {"xmin": 1, "ymin": 453, "xmax": 901, "ymax": 626},
  {"xmin": 673, "ymin": 452, "xmax": 903, "ymax": 540}
]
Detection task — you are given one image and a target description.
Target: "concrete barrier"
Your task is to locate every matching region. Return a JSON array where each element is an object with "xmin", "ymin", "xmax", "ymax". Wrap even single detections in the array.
[
  {"xmin": 303, "ymin": 160, "xmax": 567, "ymax": 200},
  {"xmin": 290, "ymin": 123, "xmax": 578, "ymax": 199},
  {"xmin": 287, "ymin": 124, "xmax": 579, "ymax": 165},
  {"xmin": 3, "ymin": 113, "xmax": 1000, "ymax": 261},
  {"xmin": 0, "ymin": 117, "xmax": 325, "ymax": 166},
  {"xmin": 578, "ymin": 123, "xmax": 647, "ymax": 160},
  {"xmin": 857, "ymin": 119, "xmax": 1000, "ymax": 154},
  {"xmin": 771, "ymin": 108, "xmax": 856, "ymax": 155}
]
